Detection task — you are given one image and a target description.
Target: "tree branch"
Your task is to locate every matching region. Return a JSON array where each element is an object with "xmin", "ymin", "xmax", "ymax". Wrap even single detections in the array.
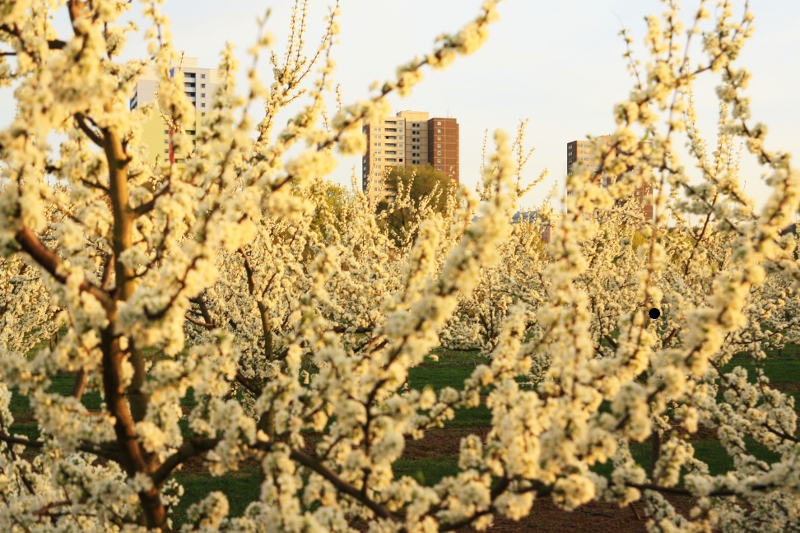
[
  {"xmin": 75, "ymin": 113, "xmax": 104, "ymax": 147},
  {"xmin": 0, "ymin": 433, "xmax": 44, "ymax": 448},
  {"xmin": 151, "ymin": 438, "xmax": 221, "ymax": 486},
  {"xmin": 235, "ymin": 370, "xmax": 262, "ymax": 395},
  {"xmin": 254, "ymin": 441, "xmax": 400, "ymax": 522},
  {"xmin": 14, "ymin": 225, "xmax": 113, "ymax": 311},
  {"xmin": 132, "ymin": 182, "xmax": 170, "ymax": 217},
  {"xmin": 185, "ymin": 315, "xmax": 216, "ymax": 329}
]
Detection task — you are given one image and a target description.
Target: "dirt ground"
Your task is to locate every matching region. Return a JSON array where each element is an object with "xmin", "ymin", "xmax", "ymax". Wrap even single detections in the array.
[{"xmin": 462, "ymin": 496, "xmax": 695, "ymax": 533}]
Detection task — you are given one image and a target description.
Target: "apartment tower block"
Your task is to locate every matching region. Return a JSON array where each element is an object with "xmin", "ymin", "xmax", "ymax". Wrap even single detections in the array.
[
  {"xmin": 129, "ymin": 57, "xmax": 220, "ymax": 165},
  {"xmin": 567, "ymin": 135, "xmax": 654, "ymax": 221},
  {"xmin": 362, "ymin": 111, "xmax": 459, "ymax": 204}
]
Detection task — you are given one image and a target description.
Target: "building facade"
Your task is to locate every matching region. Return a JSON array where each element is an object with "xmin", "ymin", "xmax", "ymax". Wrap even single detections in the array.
[
  {"xmin": 567, "ymin": 135, "xmax": 653, "ymax": 221},
  {"xmin": 130, "ymin": 57, "xmax": 220, "ymax": 165},
  {"xmin": 362, "ymin": 110, "xmax": 459, "ymax": 204},
  {"xmin": 428, "ymin": 117, "xmax": 459, "ymax": 183}
]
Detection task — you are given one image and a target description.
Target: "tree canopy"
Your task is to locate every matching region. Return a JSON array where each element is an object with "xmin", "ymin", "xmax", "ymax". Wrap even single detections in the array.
[{"xmin": 377, "ymin": 164, "xmax": 457, "ymax": 245}]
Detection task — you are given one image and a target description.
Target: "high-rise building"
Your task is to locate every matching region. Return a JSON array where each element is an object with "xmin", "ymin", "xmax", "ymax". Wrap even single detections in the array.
[
  {"xmin": 567, "ymin": 137, "xmax": 608, "ymax": 182},
  {"xmin": 129, "ymin": 57, "xmax": 220, "ymax": 165},
  {"xmin": 428, "ymin": 116, "xmax": 459, "ymax": 183},
  {"xmin": 362, "ymin": 110, "xmax": 459, "ymax": 204},
  {"xmin": 567, "ymin": 136, "xmax": 653, "ymax": 221}
]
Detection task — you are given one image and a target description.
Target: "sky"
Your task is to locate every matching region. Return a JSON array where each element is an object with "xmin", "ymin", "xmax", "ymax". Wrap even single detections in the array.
[{"xmin": 1, "ymin": 0, "xmax": 798, "ymax": 214}]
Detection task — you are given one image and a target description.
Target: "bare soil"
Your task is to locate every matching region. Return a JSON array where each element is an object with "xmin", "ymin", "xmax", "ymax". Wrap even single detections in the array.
[{"xmin": 462, "ymin": 496, "xmax": 696, "ymax": 533}]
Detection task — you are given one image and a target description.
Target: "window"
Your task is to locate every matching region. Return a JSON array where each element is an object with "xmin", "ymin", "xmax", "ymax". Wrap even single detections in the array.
[
  {"xmin": 164, "ymin": 149, "xmax": 168, "ymax": 154},
  {"xmin": 413, "ymin": 138, "xmax": 419, "ymax": 142},
  {"xmin": 201, "ymin": 83, "xmax": 206, "ymax": 88},
  {"xmin": 413, "ymin": 123, "xmax": 419, "ymax": 127},
  {"xmin": 374, "ymin": 143, "xmax": 380, "ymax": 146},
  {"xmin": 202, "ymin": 112, "xmax": 206, "ymax": 116},
  {"xmin": 437, "ymin": 151, "xmax": 442, "ymax": 156},
  {"xmin": 201, "ymin": 93, "xmax": 205, "ymax": 97},
  {"xmin": 437, "ymin": 159, "xmax": 442, "ymax": 163},
  {"xmin": 164, "ymin": 139, "xmax": 169, "ymax": 144},
  {"xmin": 437, "ymin": 129, "xmax": 442, "ymax": 133},
  {"xmin": 201, "ymin": 103, "xmax": 206, "ymax": 107},
  {"xmin": 201, "ymin": 74, "xmax": 206, "ymax": 78},
  {"xmin": 437, "ymin": 121, "xmax": 442, "ymax": 125},
  {"xmin": 164, "ymin": 130, "xmax": 169, "ymax": 134},
  {"xmin": 437, "ymin": 166, "xmax": 442, "ymax": 170},
  {"xmin": 437, "ymin": 144, "xmax": 442, "ymax": 148},
  {"xmin": 437, "ymin": 136, "xmax": 442, "ymax": 141}
]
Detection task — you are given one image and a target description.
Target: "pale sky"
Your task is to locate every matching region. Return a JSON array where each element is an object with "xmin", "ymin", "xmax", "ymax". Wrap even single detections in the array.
[{"xmin": 2, "ymin": 1, "xmax": 798, "ymax": 213}]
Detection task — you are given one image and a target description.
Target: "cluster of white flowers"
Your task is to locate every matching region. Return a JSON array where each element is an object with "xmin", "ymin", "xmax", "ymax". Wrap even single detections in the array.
[{"xmin": 0, "ymin": 0, "xmax": 799, "ymax": 531}]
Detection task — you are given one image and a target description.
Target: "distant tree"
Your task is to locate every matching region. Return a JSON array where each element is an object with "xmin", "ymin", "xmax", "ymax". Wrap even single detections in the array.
[
  {"xmin": 308, "ymin": 180, "xmax": 355, "ymax": 242},
  {"xmin": 377, "ymin": 164, "xmax": 456, "ymax": 245}
]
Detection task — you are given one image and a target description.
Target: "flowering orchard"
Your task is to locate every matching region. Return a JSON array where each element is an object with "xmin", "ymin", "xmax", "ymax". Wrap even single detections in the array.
[{"xmin": 1, "ymin": 0, "xmax": 799, "ymax": 531}]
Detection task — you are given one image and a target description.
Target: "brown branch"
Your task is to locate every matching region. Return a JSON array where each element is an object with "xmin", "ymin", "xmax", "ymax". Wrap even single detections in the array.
[
  {"xmin": 0, "ymin": 433, "xmax": 44, "ymax": 448},
  {"xmin": 79, "ymin": 178, "xmax": 110, "ymax": 194},
  {"xmin": 14, "ymin": 225, "xmax": 113, "ymax": 311},
  {"xmin": 235, "ymin": 370, "xmax": 262, "ymax": 395},
  {"xmin": 72, "ymin": 369, "xmax": 88, "ymax": 400},
  {"xmin": 189, "ymin": 294, "xmax": 215, "ymax": 326},
  {"xmin": 75, "ymin": 113, "xmax": 104, "ymax": 147},
  {"xmin": 185, "ymin": 315, "xmax": 216, "ymax": 329},
  {"xmin": 100, "ymin": 253, "xmax": 114, "ymax": 291},
  {"xmin": 762, "ymin": 422, "xmax": 800, "ymax": 443},
  {"xmin": 32, "ymin": 500, "xmax": 71, "ymax": 516},
  {"xmin": 254, "ymin": 441, "xmax": 400, "ymax": 522},
  {"xmin": 329, "ymin": 325, "xmax": 373, "ymax": 334},
  {"xmin": 603, "ymin": 334, "xmax": 619, "ymax": 351},
  {"xmin": 151, "ymin": 438, "xmax": 221, "ymax": 486},
  {"xmin": 132, "ymin": 182, "xmax": 170, "ymax": 217}
]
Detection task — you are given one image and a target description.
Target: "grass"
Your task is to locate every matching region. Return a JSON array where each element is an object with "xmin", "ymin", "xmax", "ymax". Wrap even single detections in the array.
[
  {"xmin": 172, "ymin": 468, "xmax": 261, "ymax": 526},
  {"xmin": 720, "ymin": 357, "xmax": 800, "ymax": 405},
  {"xmin": 721, "ymin": 357, "xmax": 800, "ymax": 383},
  {"xmin": 394, "ymin": 455, "xmax": 460, "ymax": 486}
]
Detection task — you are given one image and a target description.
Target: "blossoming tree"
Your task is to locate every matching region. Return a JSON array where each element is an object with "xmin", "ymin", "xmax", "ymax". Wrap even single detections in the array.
[{"xmin": 0, "ymin": 0, "xmax": 799, "ymax": 532}]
